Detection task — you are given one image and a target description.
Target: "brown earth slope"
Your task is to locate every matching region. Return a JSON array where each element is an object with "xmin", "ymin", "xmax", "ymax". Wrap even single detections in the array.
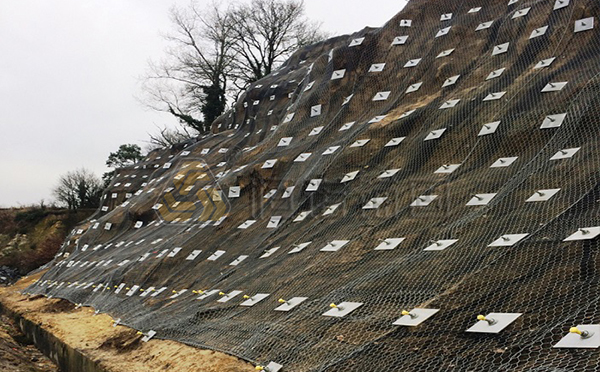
[{"xmin": 0, "ymin": 273, "xmax": 253, "ymax": 372}]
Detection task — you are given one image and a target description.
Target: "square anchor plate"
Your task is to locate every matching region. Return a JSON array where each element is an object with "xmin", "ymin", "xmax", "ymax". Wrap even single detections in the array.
[
  {"xmin": 466, "ymin": 313, "xmax": 522, "ymax": 333},
  {"xmin": 282, "ymin": 186, "xmax": 295, "ymax": 198},
  {"xmin": 466, "ymin": 193, "xmax": 497, "ymax": 206},
  {"xmin": 434, "ymin": 164, "xmax": 461, "ymax": 174},
  {"xmin": 217, "ymin": 290, "xmax": 243, "ymax": 303},
  {"xmin": 341, "ymin": 170, "xmax": 360, "ymax": 183},
  {"xmin": 490, "ymin": 157, "xmax": 518, "ymax": 168},
  {"xmin": 399, "ymin": 19, "xmax": 412, "ymax": 27},
  {"xmin": 512, "ymin": 7, "xmax": 530, "ymax": 18},
  {"xmin": 350, "ymin": 139, "xmax": 370, "ymax": 147},
  {"xmin": 331, "ymin": 69, "xmax": 346, "ymax": 80},
  {"xmin": 373, "ymin": 91, "xmax": 391, "ymax": 101},
  {"xmin": 363, "ymin": 197, "xmax": 388, "ymax": 209},
  {"xmin": 550, "ymin": 147, "xmax": 580, "ymax": 160},
  {"xmin": 425, "ymin": 128, "xmax": 447, "ymax": 140},
  {"xmin": 339, "ymin": 122, "xmax": 356, "ymax": 131},
  {"xmin": 278, "ymin": 137, "xmax": 292, "ymax": 147},
  {"xmin": 230, "ymin": 255, "xmax": 248, "ymax": 266},
  {"xmin": 267, "ymin": 216, "xmax": 282, "ymax": 228},
  {"xmin": 406, "ymin": 82, "xmax": 422, "ymax": 93},
  {"xmin": 306, "ymin": 179, "xmax": 322, "ymax": 192},
  {"xmin": 554, "ymin": 325, "xmax": 600, "ymax": 348},
  {"xmin": 575, "ymin": 17, "xmax": 594, "ymax": 33},
  {"xmin": 392, "ymin": 35, "xmax": 408, "ymax": 45},
  {"xmin": 374, "ymin": 238, "xmax": 405, "ymax": 251},
  {"xmin": 320, "ymin": 240, "xmax": 350, "ymax": 252},
  {"xmin": 262, "ymin": 159, "xmax": 277, "ymax": 169},
  {"xmin": 238, "ymin": 220, "xmax": 256, "ymax": 229},
  {"xmin": 229, "ymin": 187, "xmax": 241, "ymax": 198},
  {"xmin": 264, "ymin": 362, "xmax": 283, "ymax": 372},
  {"xmin": 399, "ymin": 109, "xmax": 416, "ymax": 119},
  {"xmin": 436, "ymin": 48, "xmax": 454, "ymax": 58},
  {"xmin": 526, "ymin": 189, "xmax": 561, "ymax": 202},
  {"xmin": 275, "ymin": 297, "xmax": 308, "ymax": 311},
  {"xmin": 369, "ymin": 63, "xmax": 386, "ymax": 72},
  {"xmin": 440, "ymin": 100, "xmax": 460, "ymax": 109},
  {"xmin": 483, "ymin": 91, "xmax": 506, "ymax": 101},
  {"xmin": 378, "ymin": 169, "xmax": 401, "ymax": 178},
  {"xmin": 369, "ymin": 115, "xmax": 387, "ymax": 123},
  {"xmin": 488, "ymin": 233, "xmax": 529, "ymax": 247},
  {"xmin": 492, "ymin": 42, "xmax": 509, "ymax": 56},
  {"xmin": 293, "ymin": 211, "xmax": 311, "ymax": 222},
  {"xmin": 311, "ymin": 105, "xmax": 322, "ymax": 117},
  {"xmin": 309, "ymin": 126, "xmax": 324, "ymax": 136},
  {"xmin": 141, "ymin": 330, "xmax": 157, "ymax": 343},
  {"xmin": 530, "ymin": 26, "xmax": 548, "ymax": 39},
  {"xmin": 542, "ymin": 82, "xmax": 568, "ymax": 92},
  {"xmin": 469, "ymin": 7, "xmax": 481, "ymax": 13},
  {"xmin": 323, "ymin": 146, "xmax": 340, "ymax": 155},
  {"xmin": 440, "ymin": 13, "xmax": 452, "ymax": 21},
  {"xmin": 436, "ymin": 26, "xmax": 451, "ymax": 37},
  {"xmin": 207, "ymin": 250, "xmax": 226, "ymax": 261},
  {"xmin": 349, "ymin": 37, "xmax": 364, "ymax": 47},
  {"xmin": 563, "ymin": 227, "xmax": 600, "ymax": 241},
  {"xmin": 260, "ymin": 247, "xmax": 280, "ymax": 258},
  {"xmin": 442, "ymin": 75, "xmax": 460, "ymax": 87},
  {"xmin": 404, "ymin": 58, "xmax": 421, "ymax": 68},
  {"xmin": 476, "ymin": 21, "xmax": 493, "ymax": 31},
  {"xmin": 424, "ymin": 239, "xmax": 458, "ymax": 251},
  {"xmin": 385, "ymin": 137, "xmax": 406, "ymax": 147},
  {"xmin": 486, "ymin": 68, "xmax": 506, "ymax": 80},
  {"xmin": 534, "ymin": 57, "xmax": 556, "ymax": 69},
  {"xmin": 240, "ymin": 293, "xmax": 270, "ymax": 306},
  {"xmin": 479, "ymin": 121, "xmax": 501, "ymax": 136},
  {"xmin": 323, "ymin": 203, "xmax": 341, "ymax": 216},
  {"xmin": 288, "ymin": 242, "xmax": 312, "ymax": 254},
  {"xmin": 540, "ymin": 113, "xmax": 567, "ymax": 129},
  {"xmin": 295, "ymin": 153, "xmax": 312, "ymax": 162},
  {"xmin": 197, "ymin": 289, "xmax": 220, "ymax": 300},
  {"xmin": 554, "ymin": 0, "xmax": 570, "ymax": 10},
  {"xmin": 411, "ymin": 195, "xmax": 438, "ymax": 207},
  {"xmin": 393, "ymin": 308, "xmax": 440, "ymax": 326},
  {"xmin": 322, "ymin": 302, "xmax": 363, "ymax": 317}
]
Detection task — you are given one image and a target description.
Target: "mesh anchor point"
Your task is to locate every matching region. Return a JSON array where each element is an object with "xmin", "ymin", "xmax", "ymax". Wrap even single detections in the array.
[
  {"xmin": 330, "ymin": 303, "xmax": 344, "ymax": 311},
  {"xmin": 378, "ymin": 238, "xmax": 391, "ymax": 245},
  {"xmin": 402, "ymin": 310, "xmax": 418, "ymax": 319},
  {"xmin": 571, "ymin": 327, "xmax": 593, "ymax": 339},
  {"xmin": 579, "ymin": 228, "xmax": 590, "ymax": 235},
  {"xmin": 478, "ymin": 315, "xmax": 498, "ymax": 325}
]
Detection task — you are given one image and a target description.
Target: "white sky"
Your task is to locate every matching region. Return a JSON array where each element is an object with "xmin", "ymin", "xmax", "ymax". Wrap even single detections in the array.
[{"xmin": 0, "ymin": 0, "xmax": 407, "ymax": 207}]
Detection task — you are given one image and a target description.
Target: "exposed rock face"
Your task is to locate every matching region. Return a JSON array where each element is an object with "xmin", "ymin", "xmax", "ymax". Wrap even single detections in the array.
[{"xmin": 28, "ymin": 0, "xmax": 600, "ymax": 370}]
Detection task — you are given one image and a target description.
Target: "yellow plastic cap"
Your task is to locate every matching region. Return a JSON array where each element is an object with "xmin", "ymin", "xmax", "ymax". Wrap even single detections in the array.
[
  {"xmin": 219, "ymin": 292, "xmax": 225, "ymax": 295},
  {"xmin": 255, "ymin": 367, "xmax": 265, "ymax": 371},
  {"xmin": 278, "ymin": 299, "xmax": 286, "ymax": 303},
  {"xmin": 330, "ymin": 303, "xmax": 337, "ymax": 308},
  {"xmin": 243, "ymin": 295, "xmax": 250, "ymax": 299},
  {"xmin": 477, "ymin": 315, "xmax": 486, "ymax": 321},
  {"xmin": 401, "ymin": 310, "xmax": 410, "ymax": 316},
  {"xmin": 570, "ymin": 327, "xmax": 583, "ymax": 335}
]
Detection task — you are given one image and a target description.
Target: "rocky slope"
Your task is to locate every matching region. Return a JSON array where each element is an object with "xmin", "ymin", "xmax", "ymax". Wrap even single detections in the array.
[{"xmin": 25, "ymin": 0, "xmax": 600, "ymax": 370}]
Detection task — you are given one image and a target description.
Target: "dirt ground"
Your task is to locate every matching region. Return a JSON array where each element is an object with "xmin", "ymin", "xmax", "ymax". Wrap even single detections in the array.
[
  {"xmin": 0, "ymin": 272, "xmax": 255, "ymax": 372},
  {"xmin": 0, "ymin": 312, "xmax": 57, "ymax": 372}
]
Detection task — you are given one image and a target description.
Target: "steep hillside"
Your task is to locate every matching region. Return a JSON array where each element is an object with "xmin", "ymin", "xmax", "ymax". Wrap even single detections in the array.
[{"xmin": 26, "ymin": 0, "xmax": 600, "ymax": 370}]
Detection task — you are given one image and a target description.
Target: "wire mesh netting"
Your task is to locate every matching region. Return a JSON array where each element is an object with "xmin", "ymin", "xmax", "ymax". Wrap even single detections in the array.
[{"xmin": 26, "ymin": 0, "xmax": 600, "ymax": 370}]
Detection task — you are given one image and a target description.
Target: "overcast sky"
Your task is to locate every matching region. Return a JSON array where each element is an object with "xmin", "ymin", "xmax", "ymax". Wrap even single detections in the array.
[{"xmin": 0, "ymin": 0, "xmax": 407, "ymax": 208}]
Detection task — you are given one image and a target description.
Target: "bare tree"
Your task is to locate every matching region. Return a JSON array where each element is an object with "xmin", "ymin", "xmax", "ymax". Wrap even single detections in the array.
[
  {"xmin": 142, "ymin": 2, "xmax": 236, "ymax": 134},
  {"xmin": 146, "ymin": 125, "xmax": 196, "ymax": 150},
  {"xmin": 229, "ymin": 0, "xmax": 327, "ymax": 86},
  {"xmin": 141, "ymin": 0, "xmax": 327, "ymax": 135},
  {"xmin": 52, "ymin": 169, "xmax": 103, "ymax": 210}
]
